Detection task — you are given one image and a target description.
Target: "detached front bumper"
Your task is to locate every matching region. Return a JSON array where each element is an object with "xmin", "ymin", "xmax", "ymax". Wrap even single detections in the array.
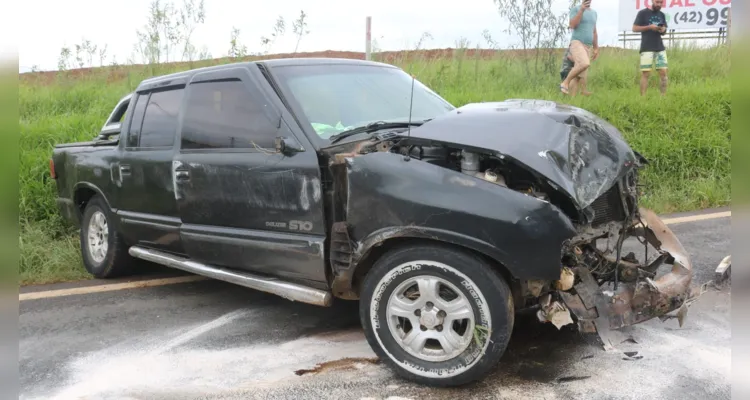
[{"xmin": 560, "ymin": 208, "xmax": 694, "ymax": 347}]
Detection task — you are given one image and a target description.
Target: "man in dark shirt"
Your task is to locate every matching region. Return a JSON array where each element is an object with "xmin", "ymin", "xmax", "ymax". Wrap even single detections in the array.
[{"xmin": 633, "ymin": 0, "xmax": 669, "ymax": 95}]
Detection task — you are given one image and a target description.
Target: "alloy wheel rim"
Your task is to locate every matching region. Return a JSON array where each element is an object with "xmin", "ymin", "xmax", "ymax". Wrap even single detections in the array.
[
  {"xmin": 87, "ymin": 211, "xmax": 109, "ymax": 263},
  {"xmin": 386, "ymin": 275, "xmax": 476, "ymax": 362}
]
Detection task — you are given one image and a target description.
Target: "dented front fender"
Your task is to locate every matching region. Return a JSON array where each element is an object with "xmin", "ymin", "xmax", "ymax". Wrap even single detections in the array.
[{"xmin": 329, "ymin": 151, "xmax": 579, "ymax": 299}]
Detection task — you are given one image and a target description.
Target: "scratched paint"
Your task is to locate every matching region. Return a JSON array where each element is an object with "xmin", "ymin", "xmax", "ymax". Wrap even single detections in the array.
[
  {"xmin": 299, "ymin": 177, "xmax": 323, "ymax": 212},
  {"xmin": 311, "ymin": 177, "xmax": 322, "ymax": 202},
  {"xmin": 172, "ymin": 160, "xmax": 182, "ymax": 200},
  {"xmin": 301, "ymin": 176, "xmax": 311, "ymax": 211}
]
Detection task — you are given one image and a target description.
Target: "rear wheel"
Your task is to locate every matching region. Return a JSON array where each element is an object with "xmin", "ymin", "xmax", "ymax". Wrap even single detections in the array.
[
  {"xmin": 80, "ymin": 195, "xmax": 134, "ymax": 278},
  {"xmin": 359, "ymin": 244, "xmax": 514, "ymax": 386}
]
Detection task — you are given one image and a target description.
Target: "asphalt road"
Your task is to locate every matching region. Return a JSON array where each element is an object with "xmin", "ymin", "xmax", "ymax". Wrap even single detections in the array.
[{"xmin": 19, "ymin": 211, "xmax": 731, "ymax": 400}]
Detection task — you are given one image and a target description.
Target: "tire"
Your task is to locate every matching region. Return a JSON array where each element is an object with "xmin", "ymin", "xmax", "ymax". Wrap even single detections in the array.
[
  {"xmin": 79, "ymin": 195, "xmax": 134, "ymax": 278},
  {"xmin": 359, "ymin": 244, "xmax": 514, "ymax": 387}
]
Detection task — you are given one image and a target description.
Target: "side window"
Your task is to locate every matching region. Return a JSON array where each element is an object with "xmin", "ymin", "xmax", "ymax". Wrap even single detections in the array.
[
  {"xmin": 126, "ymin": 94, "xmax": 147, "ymax": 148},
  {"xmin": 180, "ymin": 79, "xmax": 277, "ymax": 150},
  {"xmin": 139, "ymin": 88, "xmax": 184, "ymax": 148}
]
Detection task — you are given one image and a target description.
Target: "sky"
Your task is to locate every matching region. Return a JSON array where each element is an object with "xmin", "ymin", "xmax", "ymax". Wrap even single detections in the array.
[{"xmin": 12, "ymin": 0, "xmax": 624, "ymax": 72}]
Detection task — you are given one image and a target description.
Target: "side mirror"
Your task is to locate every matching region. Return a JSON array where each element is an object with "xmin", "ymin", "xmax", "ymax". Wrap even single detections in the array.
[
  {"xmin": 96, "ymin": 122, "xmax": 122, "ymax": 140},
  {"xmin": 275, "ymin": 136, "xmax": 304, "ymax": 155}
]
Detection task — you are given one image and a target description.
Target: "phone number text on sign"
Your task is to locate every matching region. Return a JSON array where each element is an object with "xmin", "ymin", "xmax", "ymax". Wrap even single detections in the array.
[
  {"xmin": 673, "ymin": 6, "xmax": 730, "ymax": 27},
  {"xmin": 618, "ymin": 0, "xmax": 732, "ymax": 31}
]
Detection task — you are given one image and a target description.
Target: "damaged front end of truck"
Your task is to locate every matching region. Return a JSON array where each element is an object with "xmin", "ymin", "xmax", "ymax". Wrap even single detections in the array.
[
  {"xmin": 549, "ymin": 207, "xmax": 693, "ymax": 349},
  {"xmin": 321, "ymin": 99, "xmax": 694, "ymax": 348}
]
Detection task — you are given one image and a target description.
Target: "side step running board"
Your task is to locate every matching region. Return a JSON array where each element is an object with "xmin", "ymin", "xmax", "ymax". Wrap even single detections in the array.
[{"xmin": 128, "ymin": 246, "xmax": 333, "ymax": 307}]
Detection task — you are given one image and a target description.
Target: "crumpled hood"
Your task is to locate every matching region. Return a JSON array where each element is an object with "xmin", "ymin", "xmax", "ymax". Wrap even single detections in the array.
[{"xmin": 405, "ymin": 99, "xmax": 639, "ymax": 209}]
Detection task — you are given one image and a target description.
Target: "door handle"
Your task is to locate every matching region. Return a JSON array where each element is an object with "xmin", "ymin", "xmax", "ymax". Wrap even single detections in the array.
[
  {"xmin": 119, "ymin": 164, "xmax": 131, "ymax": 176},
  {"xmin": 174, "ymin": 170, "xmax": 190, "ymax": 180}
]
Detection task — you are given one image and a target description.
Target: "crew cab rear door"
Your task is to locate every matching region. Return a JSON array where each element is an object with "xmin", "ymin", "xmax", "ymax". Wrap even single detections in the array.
[
  {"xmin": 114, "ymin": 86, "xmax": 185, "ymax": 255},
  {"xmin": 172, "ymin": 65, "xmax": 328, "ymax": 287}
]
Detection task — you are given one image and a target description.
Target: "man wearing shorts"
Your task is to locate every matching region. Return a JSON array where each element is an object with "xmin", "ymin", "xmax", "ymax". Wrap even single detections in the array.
[
  {"xmin": 561, "ymin": 0, "xmax": 599, "ymax": 96},
  {"xmin": 633, "ymin": 0, "xmax": 668, "ymax": 95},
  {"xmin": 560, "ymin": 46, "xmax": 582, "ymax": 96}
]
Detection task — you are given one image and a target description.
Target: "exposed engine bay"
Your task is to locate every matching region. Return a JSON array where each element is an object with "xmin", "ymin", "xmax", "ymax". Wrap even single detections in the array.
[{"xmin": 348, "ymin": 135, "xmax": 558, "ymax": 204}]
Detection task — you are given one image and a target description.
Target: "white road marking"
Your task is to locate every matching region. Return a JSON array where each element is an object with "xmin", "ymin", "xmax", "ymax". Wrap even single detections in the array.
[
  {"xmin": 19, "ymin": 210, "xmax": 730, "ymax": 301},
  {"xmin": 660, "ymin": 210, "xmax": 730, "ymax": 225},
  {"xmin": 19, "ymin": 275, "xmax": 207, "ymax": 301},
  {"xmin": 153, "ymin": 309, "xmax": 251, "ymax": 355}
]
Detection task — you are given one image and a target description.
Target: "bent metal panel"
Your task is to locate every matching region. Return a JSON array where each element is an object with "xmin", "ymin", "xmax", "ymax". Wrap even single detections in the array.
[{"xmin": 618, "ymin": 0, "xmax": 732, "ymax": 31}]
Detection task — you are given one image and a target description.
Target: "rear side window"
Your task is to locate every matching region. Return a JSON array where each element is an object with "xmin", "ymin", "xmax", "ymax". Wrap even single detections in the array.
[
  {"xmin": 126, "ymin": 94, "xmax": 147, "ymax": 148},
  {"xmin": 180, "ymin": 79, "xmax": 277, "ymax": 150},
  {"xmin": 139, "ymin": 88, "xmax": 184, "ymax": 148}
]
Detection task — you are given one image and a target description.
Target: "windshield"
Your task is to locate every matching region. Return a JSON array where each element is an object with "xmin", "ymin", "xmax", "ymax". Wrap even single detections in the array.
[{"xmin": 270, "ymin": 64, "xmax": 455, "ymax": 140}]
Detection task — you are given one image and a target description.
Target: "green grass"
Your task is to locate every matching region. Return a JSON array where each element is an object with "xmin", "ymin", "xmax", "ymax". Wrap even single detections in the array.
[
  {"xmin": 20, "ymin": 222, "xmax": 88, "ymax": 285},
  {"xmin": 18, "ymin": 46, "xmax": 731, "ymax": 285}
]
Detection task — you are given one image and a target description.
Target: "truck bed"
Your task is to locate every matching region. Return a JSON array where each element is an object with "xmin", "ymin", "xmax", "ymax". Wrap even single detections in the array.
[{"xmin": 54, "ymin": 139, "xmax": 119, "ymax": 149}]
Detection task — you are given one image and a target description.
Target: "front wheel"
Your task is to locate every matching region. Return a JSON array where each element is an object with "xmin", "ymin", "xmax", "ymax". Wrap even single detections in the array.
[{"xmin": 359, "ymin": 244, "xmax": 514, "ymax": 387}]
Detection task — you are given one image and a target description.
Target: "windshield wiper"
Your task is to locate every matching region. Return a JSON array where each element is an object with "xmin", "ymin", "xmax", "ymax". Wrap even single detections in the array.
[{"xmin": 329, "ymin": 120, "xmax": 426, "ymax": 144}]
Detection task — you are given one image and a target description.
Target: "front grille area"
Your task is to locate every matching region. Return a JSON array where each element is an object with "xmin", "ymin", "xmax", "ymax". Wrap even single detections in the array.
[{"xmin": 589, "ymin": 184, "xmax": 627, "ymax": 226}]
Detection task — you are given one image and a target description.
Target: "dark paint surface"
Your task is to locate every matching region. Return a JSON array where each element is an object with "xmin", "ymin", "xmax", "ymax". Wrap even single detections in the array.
[
  {"xmin": 344, "ymin": 152, "xmax": 578, "ymax": 280},
  {"xmin": 406, "ymin": 100, "xmax": 639, "ymax": 209},
  {"xmin": 52, "ymin": 144, "xmax": 121, "ymax": 220},
  {"xmin": 115, "ymin": 147, "xmax": 183, "ymax": 253},
  {"xmin": 171, "ymin": 64, "xmax": 328, "ymax": 285},
  {"xmin": 174, "ymin": 147, "xmax": 327, "ymax": 284}
]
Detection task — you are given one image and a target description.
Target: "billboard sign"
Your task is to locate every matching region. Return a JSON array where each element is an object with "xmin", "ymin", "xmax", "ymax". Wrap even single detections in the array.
[{"xmin": 618, "ymin": 0, "xmax": 732, "ymax": 31}]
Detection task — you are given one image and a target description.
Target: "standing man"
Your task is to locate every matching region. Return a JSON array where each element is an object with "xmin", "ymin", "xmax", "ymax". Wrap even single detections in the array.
[
  {"xmin": 561, "ymin": 0, "xmax": 599, "ymax": 96},
  {"xmin": 633, "ymin": 0, "xmax": 668, "ymax": 96}
]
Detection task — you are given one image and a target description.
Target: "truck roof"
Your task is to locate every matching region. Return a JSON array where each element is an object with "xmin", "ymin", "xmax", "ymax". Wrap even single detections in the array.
[
  {"xmin": 260, "ymin": 57, "xmax": 394, "ymax": 68},
  {"xmin": 136, "ymin": 57, "xmax": 396, "ymax": 93}
]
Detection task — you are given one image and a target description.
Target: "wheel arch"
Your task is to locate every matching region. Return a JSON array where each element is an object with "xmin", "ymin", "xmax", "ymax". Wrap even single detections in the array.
[
  {"xmin": 331, "ymin": 226, "xmax": 523, "ymax": 304},
  {"xmin": 73, "ymin": 182, "xmax": 113, "ymax": 221}
]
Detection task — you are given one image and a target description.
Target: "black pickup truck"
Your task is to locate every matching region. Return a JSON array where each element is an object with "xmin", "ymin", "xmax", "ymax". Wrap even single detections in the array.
[{"xmin": 51, "ymin": 58, "xmax": 694, "ymax": 386}]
